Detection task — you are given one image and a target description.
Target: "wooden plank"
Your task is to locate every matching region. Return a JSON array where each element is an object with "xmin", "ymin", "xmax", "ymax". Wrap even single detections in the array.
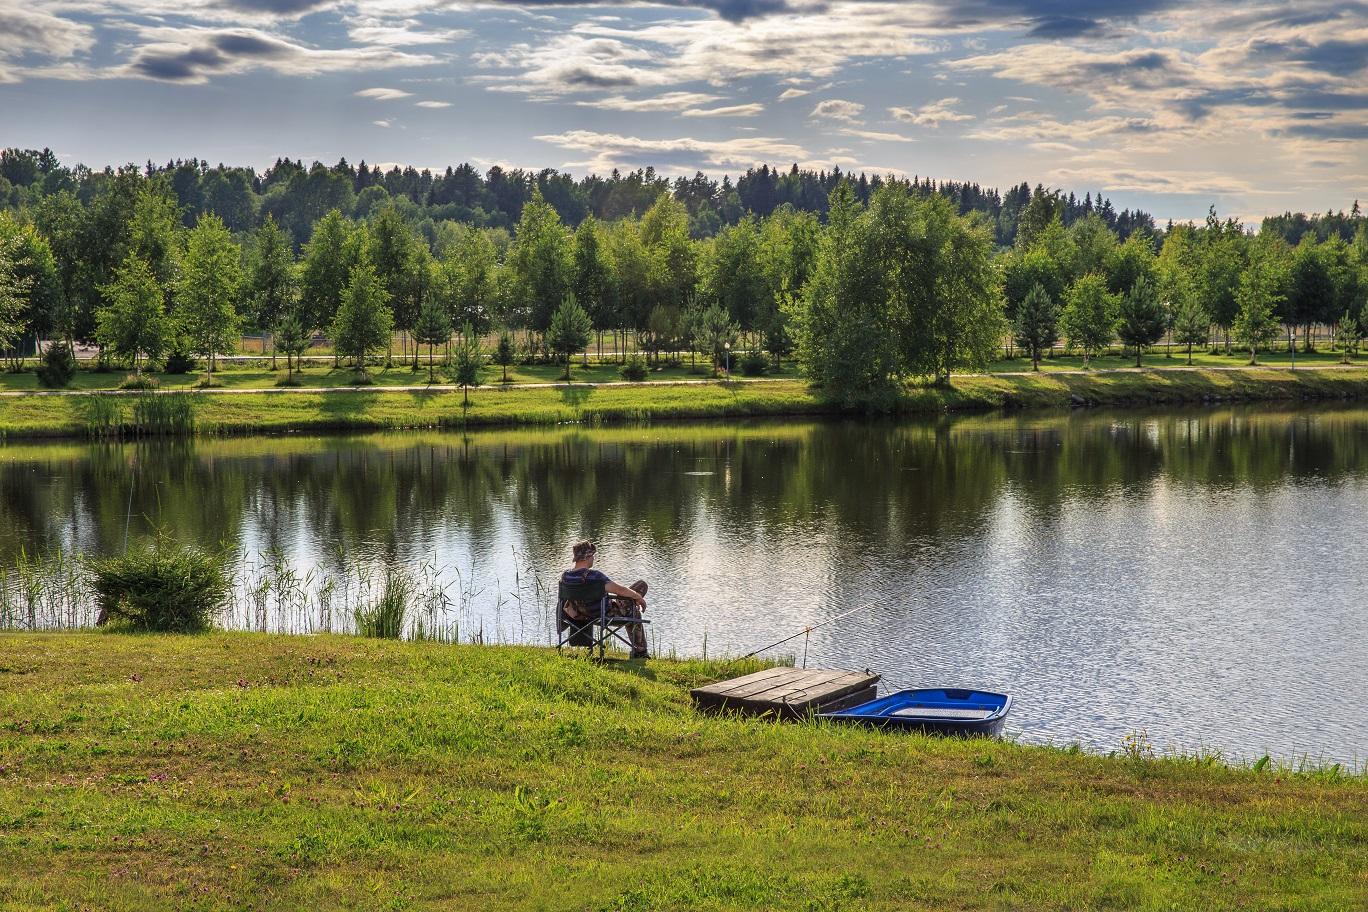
[
  {"xmin": 696, "ymin": 668, "xmax": 815, "ymax": 702},
  {"xmin": 692, "ymin": 667, "xmax": 880, "ymax": 718},
  {"xmin": 690, "ymin": 666, "xmax": 793, "ymax": 700},
  {"xmin": 738, "ymin": 671, "xmax": 878, "ymax": 712}
]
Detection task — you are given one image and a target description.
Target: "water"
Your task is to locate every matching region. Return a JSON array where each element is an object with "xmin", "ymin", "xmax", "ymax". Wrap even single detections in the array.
[{"xmin": 3, "ymin": 406, "xmax": 1367, "ymax": 765}]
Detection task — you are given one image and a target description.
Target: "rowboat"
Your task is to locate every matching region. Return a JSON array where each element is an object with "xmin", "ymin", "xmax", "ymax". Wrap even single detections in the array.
[{"xmin": 818, "ymin": 687, "xmax": 1012, "ymax": 737}]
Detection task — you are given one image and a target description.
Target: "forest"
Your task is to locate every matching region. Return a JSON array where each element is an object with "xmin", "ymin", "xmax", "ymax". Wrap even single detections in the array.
[{"xmin": 1, "ymin": 146, "xmax": 1366, "ymax": 402}]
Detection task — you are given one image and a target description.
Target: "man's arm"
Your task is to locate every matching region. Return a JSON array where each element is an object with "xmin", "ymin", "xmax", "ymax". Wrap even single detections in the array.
[{"xmin": 606, "ymin": 581, "xmax": 646, "ymax": 607}]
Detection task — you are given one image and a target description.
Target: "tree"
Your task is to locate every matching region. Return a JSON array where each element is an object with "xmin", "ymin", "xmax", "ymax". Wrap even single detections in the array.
[
  {"xmin": 96, "ymin": 254, "xmax": 170, "ymax": 378},
  {"xmin": 246, "ymin": 216, "xmax": 295, "ymax": 368},
  {"xmin": 178, "ymin": 214, "xmax": 243, "ymax": 386},
  {"xmin": 546, "ymin": 293, "xmax": 592, "ymax": 381},
  {"xmin": 505, "ymin": 189, "xmax": 571, "ymax": 333},
  {"xmin": 1170, "ymin": 295, "xmax": 1209, "ymax": 365},
  {"xmin": 1233, "ymin": 258, "xmax": 1285, "ymax": 364},
  {"xmin": 275, "ymin": 309, "xmax": 309, "ymax": 383},
  {"xmin": 696, "ymin": 302, "xmax": 737, "ymax": 378},
  {"xmin": 414, "ymin": 294, "xmax": 452, "ymax": 381},
  {"xmin": 435, "ymin": 227, "xmax": 499, "ymax": 337},
  {"xmin": 331, "ymin": 259, "xmax": 394, "ymax": 377},
  {"xmin": 0, "ymin": 230, "xmax": 34, "ymax": 359},
  {"xmin": 1014, "ymin": 283, "xmax": 1057, "ymax": 370},
  {"xmin": 702, "ymin": 216, "xmax": 767, "ymax": 332},
  {"xmin": 1196, "ymin": 212, "xmax": 1246, "ymax": 353},
  {"xmin": 298, "ymin": 209, "xmax": 356, "ymax": 335},
  {"xmin": 572, "ymin": 216, "xmax": 614, "ymax": 357},
  {"xmin": 448, "ymin": 323, "xmax": 485, "ymax": 405},
  {"xmin": 1335, "ymin": 310, "xmax": 1359, "ymax": 363},
  {"xmin": 493, "ymin": 329, "xmax": 516, "ymax": 383},
  {"xmin": 1060, "ymin": 273, "xmax": 1118, "ymax": 366},
  {"xmin": 365, "ymin": 206, "xmax": 423, "ymax": 364},
  {"xmin": 1115, "ymin": 274, "xmax": 1166, "ymax": 366}
]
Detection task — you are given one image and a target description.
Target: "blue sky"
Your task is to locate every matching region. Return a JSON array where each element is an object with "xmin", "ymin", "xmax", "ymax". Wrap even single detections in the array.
[{"xmin": 2, "ymin": 1, "xmax": 1365, "ymax": 224}]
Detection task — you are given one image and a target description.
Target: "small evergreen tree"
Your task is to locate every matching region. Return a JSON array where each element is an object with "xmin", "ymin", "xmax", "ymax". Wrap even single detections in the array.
[
  {"xmin": 1013, "ymin": 283, "xmax": 1057, "ymax": 371},
  {"xmin": 36, "ymin": 340, "xmax": 77, "ymax": 388},
  {"xmin": 1335, "ymin": 310, "xmax": 1359, "ymax": 363},
  {"xmin": 697, "ymin": 302, "xmax": 738, "ymax": 377},
  {"xmin": 1233, "ymin": 260, "xmax": 1284, "ymax": 365},
  {"xmin": 414, "ymin": 294, "xmax": 452, "ymax": 382},
  {"xmin": 448, "ymin": 323, "xmax": 485, "ymax": 405},
  {"xmin": 1060, "ymin": 273, "xmax": 1118, "ymax": 367},
  {"xmin": 547, "ymin": 292, "xmax": 592, "ymax": 381},
  {"xmin": 97, "ymin": 254, "xmax": 170, "ymax": 379},
  {"xmin": 493, "ymin": 329, "xmax": 516, "ymax": 384},
  {"xmin": 331, "ymin": 260, "xmax": 394, "ymax": 380},
  {"xmin": 1170, "ymin": 295, "xmax": 1209, "ymax": 365},
  {"xmin": 275, "ymin": 310, "xmax": 310, "ymax": 384},
  {"xmin": 1115, "ymin": 274, "xmax": 1166, "ymax": 367}
]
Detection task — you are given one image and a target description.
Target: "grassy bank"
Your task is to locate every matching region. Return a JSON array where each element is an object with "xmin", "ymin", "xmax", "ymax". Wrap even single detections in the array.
[
  {"xmin": 5, "ymin": 366, "xmax": 1368, "ymax": 439},
  {"xmin": 0, "ymin": 634, "xmax": 1363, "ymax": 910}
]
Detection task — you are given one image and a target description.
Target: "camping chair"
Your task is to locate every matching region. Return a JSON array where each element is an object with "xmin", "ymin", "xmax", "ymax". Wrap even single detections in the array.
[{"xmin": 555, "ymin": 578, "xmax": 650, "ymax": 659}]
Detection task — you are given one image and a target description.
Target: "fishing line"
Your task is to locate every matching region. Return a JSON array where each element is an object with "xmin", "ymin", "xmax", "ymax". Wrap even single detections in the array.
[{"xmin": 739, "ymin": 600, "xmax": 880, "ymax": 660}]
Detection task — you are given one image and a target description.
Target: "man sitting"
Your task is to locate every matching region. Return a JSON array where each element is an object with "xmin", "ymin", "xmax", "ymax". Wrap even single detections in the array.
[{"xmin": 560, "ymin": 540, "xmax": 650, "ymax": 659}]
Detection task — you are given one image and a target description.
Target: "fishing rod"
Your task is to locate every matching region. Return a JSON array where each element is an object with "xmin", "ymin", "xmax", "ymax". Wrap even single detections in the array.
[{"xmin": 739, "ymin": 600, "xmax": 879, "ymax": 661}]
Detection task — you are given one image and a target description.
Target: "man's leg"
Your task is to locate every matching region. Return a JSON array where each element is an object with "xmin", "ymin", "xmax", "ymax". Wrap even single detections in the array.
[{"xmin": 626, "ymin": 580, "xmax": 649, "ymax": 656}]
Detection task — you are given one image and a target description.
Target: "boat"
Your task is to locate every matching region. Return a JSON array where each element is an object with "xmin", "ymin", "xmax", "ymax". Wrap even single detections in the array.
[{"xmin": 818, "ymin": 687, "xmax": 1012, "ymax": 737}]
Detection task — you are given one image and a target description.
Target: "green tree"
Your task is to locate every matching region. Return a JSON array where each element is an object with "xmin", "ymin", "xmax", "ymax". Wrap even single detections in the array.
[
  {"xmin": 696, "ymin": 302, "xmax": 738, "ymax": 378},
  {"xmin": 1170, "ymin": 295, "xmax": 1209, "ymax": 365},
  {"xmin": 128, "ymin": 181, "xmax": 182, "ymax": 298},
  {"xmin": 493, "ymin": 329, "xmax": 516, "ymax": 383},
  {"xmin": 365, "ymin": 206, "xmax": 424, "ymax": 364},
  {"xmin": 572, "ymin": 216, "xmax": 614, "ymax": 357},
  {"xmin": 96, "ymin": 254, "xmax": 170, "ymax": 378},
  {"xmin": 1060, "ymin": 273, "xmax": 1118, "ymax": 367},
  {"xmin": 1335, "ymin": 310, "xmax": 1359, "ymax": 363},
  {"xmin": 702, "ymin": 216, "xmax": 767, "ymax": 332},
  {"xmin": 1196, "ymin": 210, "xmax": 1246, "ymax": 353},
  {"xmin": 0, "ymin": 230, "xmax": 34, "ymax": 358},
  {"xmin": 1233, "ymin": 258, "xmax": 1285, "ymax": 364},
  {"xmin": 640, "ymin": 194, "xmax": 697, "ymax": 310},
  {"xmin": 434, "ymin": 227, "xmax": 499, "ymax": 336},
  {"xmin": 1115, "ymin": 274, "xmax": 1166, "ymax": 366},
  {"xmin": 448, "ymin": 323, "xmax": 485, "ymax": 405},
  {"xmin": 331, "ymin": 259, "xmax": 394, "ymax": 378},
  {"xmin": 546, "ymin": 293, "xmax": 592, "ymax": 381},
  {"xmin": 275, "ymin": 309, "xmax": 309, "ymax": 384},
  {"xmin": 0, "ymin": 214, "xmax": 60, "ymax": 349},
  {"xmin": 1014, "ymin": 283, "xmax": 1057, "ymax": 370},
  {"xmin": 414, "ymin": 294, "xmax": 452, "ymax": 381},
  {"xmin": 298, "ymin": 210, "xmax": 357, "ymax": 335},
  {"xmin": 178, "ymin": 214, "xmax": 243, "ymax": 385},
  {"xmin": 505, "ymin": 189, "xmax": 571, "ymax": 332},
  {"xmin": 247, "ymin": 216, "xmax": 295, "ymax": 369}
]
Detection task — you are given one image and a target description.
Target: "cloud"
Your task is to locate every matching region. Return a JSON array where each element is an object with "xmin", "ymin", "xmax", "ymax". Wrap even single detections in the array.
[
  {"xmin": 356, "ymin": 86, "xmax": 413, "ymax": 100},
  {"xmin": 681, "ymin": 103, "xmax": 765, "ymax": 117},
  {"xmin": 810, "ymin": 98, "xmax": 864, "ymax": 122},
  {"xmin": 348, "ymin": 19, "xmax": 468, "ymax": 47},
  {"xmin": 840, "ymin": 127, "xmax": 915, "ymax": 142},
  {"xmin": 586, "ymin": 91, "xmax": 724, "ymax": 111},
  {"xmin": 889, "ymin": 97, "xmax": 973, "ymax": 126},
  {"xmin": 778, "ymin": 87, "xmax": 809, "ymax": 101},
  {"xmin": 0, "ymin": 6, "xmax": 95, "ymax": 60},
  {"xmin": 414, "ymin": 99, "xmax": 451, "ymax": 108},
  {"xmin": 119, "ymin": 27, "xmax": 438, "ymax": 83},
  {"xmin": 534, "ymin": 128, "xmax": 808, "ymax": 172},
  {"xmin": 372, "ymin": 119, "xmax": 391, "ymax": 127}
]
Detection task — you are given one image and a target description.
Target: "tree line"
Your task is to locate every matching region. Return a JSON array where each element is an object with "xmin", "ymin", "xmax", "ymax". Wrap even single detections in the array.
[{"xmin": 0, "ymin": 149, "xmax": 1366, "ymax": 402}]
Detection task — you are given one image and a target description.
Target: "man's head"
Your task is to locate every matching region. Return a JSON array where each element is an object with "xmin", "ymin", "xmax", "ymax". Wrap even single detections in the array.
[{"xmin": 572, "ymin": 540, "xmax": 597, "ymax": 565}]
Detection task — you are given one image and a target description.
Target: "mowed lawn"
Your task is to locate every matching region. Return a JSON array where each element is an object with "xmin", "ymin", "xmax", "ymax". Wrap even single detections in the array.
[{"xmin": 0, "ymin": 634, "xmax": 1363, "ymax": 911}]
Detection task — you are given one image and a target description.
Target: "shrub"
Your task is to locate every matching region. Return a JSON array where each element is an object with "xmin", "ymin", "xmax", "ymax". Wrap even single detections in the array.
[
  {"xmin": 119, "ymin": 374, "xmax": 159, "ymax": 391},
  {"xmin": 163, "ymin": 349, "xmax": 196, "ymax": 374},
  {"xmin": 90, "ymin": 541, "xmax": 230, "ymax": 632},
  {"xmin": 739, "ymin": 350, "xmax": 770, "ymax": 377},
  {"xmin": 36, "ymin": 342, "xmax": 77, "ymax": 388},
  {"xmin": 619, "ymin": 354, "xmax": 648, "ymax": 382},
  {"xmin": 131, "ymin": 393, "xmax": 195, "ymax": 435},
  {"xmin": 354, "ymin": 568, "xmax": 413, "ymax": 639}
]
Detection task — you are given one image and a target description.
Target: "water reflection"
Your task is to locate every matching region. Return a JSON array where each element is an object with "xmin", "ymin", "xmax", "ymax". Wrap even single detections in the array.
[{"xmin": 2, "ymin": 406, "xmax": 1367, "ymax": 764}]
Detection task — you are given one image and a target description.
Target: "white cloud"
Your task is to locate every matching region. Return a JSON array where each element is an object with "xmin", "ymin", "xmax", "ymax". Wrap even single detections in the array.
[
  {"xmin": 840, "ymin": 127, "xmax": 915, "ymax": 142},
  {"xmin": 373, "ymin": 119, "xmax": 391, "ymax": 127},
  {"xmin": 414, "ymin": 99, "xmax": 451, "ymax": 108},
  {"xmin": 348, "ymin": 18, "xmax": 467, "ymax": 47},
  {"xmin": 810, "ymin": 98, "xmax": 864, "ymax": 122},
  {"xmin": 356, "ymin": 86, "xmax": 413, "ymax": 100},
  {"xmin": 585, "ymin": 91, "xmax": 723, "ymax": 112},
  {"xmin": 534, "ymin": 128, "xmax": 809, "ymax": 172},
  {"xmin": 778, "ymin": 88, "xmax": 810, "ymax": 101},
  {"xmin": 889, "ymin": 97, "xmax": 973, "ymax": 127},
  {"xmin": 681, "ymin": 103, "xmax": 764, "ymax": 117},
  {"xmin": 0, "ymin": 6, "xmax": 94, "ymax": 60}
]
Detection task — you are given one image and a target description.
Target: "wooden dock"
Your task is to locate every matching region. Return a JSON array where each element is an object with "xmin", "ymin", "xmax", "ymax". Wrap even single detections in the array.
[{"xmin": 690, "ymin": 667, "xmax": 880, "ymax": 719}]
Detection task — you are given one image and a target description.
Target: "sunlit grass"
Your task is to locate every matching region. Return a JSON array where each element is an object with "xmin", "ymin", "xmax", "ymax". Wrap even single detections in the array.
[{"xmin": 0, "ymin": 632, "xmax": 1363, "ymax": 910}]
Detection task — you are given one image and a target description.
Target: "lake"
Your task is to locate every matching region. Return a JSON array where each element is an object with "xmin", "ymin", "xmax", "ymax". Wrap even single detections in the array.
[{"xmin": 3, "ymin": 406, "xmax": 1366, "ymax": 766}]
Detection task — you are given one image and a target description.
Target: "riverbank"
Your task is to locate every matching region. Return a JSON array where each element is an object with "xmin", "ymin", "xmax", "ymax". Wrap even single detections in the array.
[
  {"xmin": 0, "ymin": 633, "xmax": 1363, "ymax": 910},
  {"xmin": 3, "ymin": 366, "xmax": 1368, "ymax": 439}
]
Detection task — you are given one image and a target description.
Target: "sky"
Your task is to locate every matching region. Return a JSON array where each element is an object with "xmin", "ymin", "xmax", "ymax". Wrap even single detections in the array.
[{"xmin": 1, "ymin": 0, "xmax": 1366, "ymax": 224}]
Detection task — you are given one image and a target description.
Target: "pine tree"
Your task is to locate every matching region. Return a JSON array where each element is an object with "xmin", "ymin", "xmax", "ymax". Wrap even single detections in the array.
[
  {"xmin": 696, "ymin": 302, "xmax": 737, "ymax": 378},
  {"xmin": 1013, "ymin": 283, "xmax": 1057, "ymax": 371},
  {"xmin": 1060, "ymin": 273, "xmax": 1118, "ymax": 367},
  {"xmin": 547, "ymin": 293, "xmax": 592, "ymax": 381},
  {"xmin": 493, "ymin": 329, "xmax": 516, "ymax": 384},
  {"xmin": 1335, "ymin": 310, "xmax": 1359, "ymax": 363},
  {"xmin": 448, "ymin": 323, "xmax": 485, "ymax": 405},
  {"xmin": 1170, "ymin": 295, "xmax": 1209, "ymax": 365},
  {"xmin": 1115, "ymin": 274, "xmax": 1166, "ymax": 367},
  {"xmin": 414, "ymin": 294, "xmax": 452, "ymax": 382},
  {"xmin": 274, "ymin": 309, "xmax": 309, "ymax": 384}
]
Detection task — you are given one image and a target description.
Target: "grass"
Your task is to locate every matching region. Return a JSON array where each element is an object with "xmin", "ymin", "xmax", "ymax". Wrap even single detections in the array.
[{"xmin": 0, "ymin": 632, "xmax": 1363, "ymax": 910}]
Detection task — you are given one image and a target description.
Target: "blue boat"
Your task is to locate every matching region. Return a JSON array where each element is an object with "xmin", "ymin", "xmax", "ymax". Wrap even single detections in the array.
[{"xmin": 819, "ymin": 687, "xmax": 1012, "ymax": 737}]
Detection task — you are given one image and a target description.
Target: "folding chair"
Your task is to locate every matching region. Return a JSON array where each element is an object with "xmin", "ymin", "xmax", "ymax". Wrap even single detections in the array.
[{"xmin": 555, "ymin": 582, "xmax": 650, "ymax": 660}]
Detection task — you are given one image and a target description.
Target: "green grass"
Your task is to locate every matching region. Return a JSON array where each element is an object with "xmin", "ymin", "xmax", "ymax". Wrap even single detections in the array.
[
  {"xmin": 0, "ymin": 633, "xmax": 1363, "ymax": 910},
  {"xmin": 5, "ymin": 366, "xmax": 1368, "ymax": 439}
]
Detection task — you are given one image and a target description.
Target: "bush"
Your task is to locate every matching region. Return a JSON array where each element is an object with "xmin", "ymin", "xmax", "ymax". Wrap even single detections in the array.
[
  {"xmin": 163, "ymin": 350, "xmax": 196, "ymax": 374},
  {"xmin": 131, "ymin": 393, "xmax": 195, "ymax": 435},
  {"xmin": 90, "ymin": 541, "xmax": 230, "ymax": 632},
  {"xmin": 36, "ymin": 342, "xmax": 77, "ymax": 388},
  {"xmin": 619, "ymin": 354, "xmax": 648, "ymax": 382},
  {"xmin": 119, "ymin": 374, "xmax": 159, "ymax": 390},
  {"xmin": 739, "ymin": 350, "xmax": 770, "ymax": 377}
]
